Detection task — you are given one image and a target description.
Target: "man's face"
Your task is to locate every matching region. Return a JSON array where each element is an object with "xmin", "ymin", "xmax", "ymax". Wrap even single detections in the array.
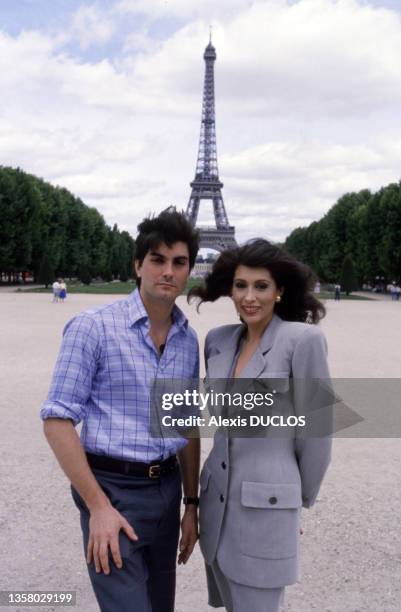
[{"xmin": 135, "ymin": 241, "xmax": 190, "ymax": 304}]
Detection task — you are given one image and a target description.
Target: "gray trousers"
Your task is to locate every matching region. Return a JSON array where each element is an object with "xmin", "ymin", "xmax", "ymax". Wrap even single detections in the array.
[
  {"xmin": 71, "ymin": 467, "xmax": 181, "ymax": 612},
  {"xmin": 209, "ymin": 559, "xmax": 284, "ymax": 612}
]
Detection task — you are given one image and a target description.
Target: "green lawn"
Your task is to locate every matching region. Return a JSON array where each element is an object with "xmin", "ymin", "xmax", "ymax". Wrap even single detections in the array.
[
  {"xmin": 22, "ymin": 282, "xmax": 371, "ymax": 299},
  {"xmin": 23, "ymin": 278, "xmax": 204, "ymax": 295},
  {"xmin": 316, "ymin": 291, "xmax": 372, "ymax": 301}
]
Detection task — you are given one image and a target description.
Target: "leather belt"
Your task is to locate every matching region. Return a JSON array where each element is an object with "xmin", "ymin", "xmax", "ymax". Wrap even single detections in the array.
[{"xmin": 86, "ymin": 452, "xmax": 178, "ymax": 479}]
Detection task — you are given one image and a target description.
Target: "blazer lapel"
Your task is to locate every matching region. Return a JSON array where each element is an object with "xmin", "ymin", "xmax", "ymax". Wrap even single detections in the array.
[
  {"xmin": 234, "ymin": 314, "xmax": 283, "ymax": 379},
  {"xmin": 206, "ymin": 315, "xmax": 283, "ymax": 380},
  {"xmin": 206, "ymin": 325, "xmax": 245, "ymax": 379},
  {"xmin": 205, "ymin": 316, "xmax": 284, "ymax": 412}
]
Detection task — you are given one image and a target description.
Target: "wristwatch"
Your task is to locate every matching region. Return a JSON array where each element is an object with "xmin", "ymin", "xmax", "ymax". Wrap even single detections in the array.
[{"xmin": 183, "ymin": 496, "xmax": 200, "ymax": 507}]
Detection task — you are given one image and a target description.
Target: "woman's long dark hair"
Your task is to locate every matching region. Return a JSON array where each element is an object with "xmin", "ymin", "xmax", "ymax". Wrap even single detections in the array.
[{"xmin": 188, "ymin": 239, "xmax": 325, "ymax": 324}]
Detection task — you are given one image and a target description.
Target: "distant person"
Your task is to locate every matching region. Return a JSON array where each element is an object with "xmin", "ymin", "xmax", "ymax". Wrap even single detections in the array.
[
  {"xmin": 390, "ymin": 283, "xmax": 397, "ymax": 301},
  {"xmin": 314, "ymin": 280, "xmax": 321, "ymax": 294},
  {"xmin": 52, "ymin": 279, "xmax": 60, "ymax": 303},
  {"xmin": 334, "ymin": 283, "xmax": 341, "ymax": 301},
  {"xmin": 41, "ymin": 209, "xmax": 200, "ymax": 612},
  {"xmin": 59, "ymin": 279, "xmax": 67, "ymax": 302},
  {"xmin": 395, "ymin": 285, "xmax": 401, "ymax": 301}
]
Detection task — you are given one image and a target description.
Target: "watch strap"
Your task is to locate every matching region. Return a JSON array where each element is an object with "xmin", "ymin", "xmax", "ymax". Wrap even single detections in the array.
[{"xmin": 183, "ymin": 496, "xmax": 200, "ymax": 506}]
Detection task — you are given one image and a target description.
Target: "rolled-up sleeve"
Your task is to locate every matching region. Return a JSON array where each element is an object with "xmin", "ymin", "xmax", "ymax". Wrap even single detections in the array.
[{"xmin": 40, "ymin": 314, "xmax": 101, "ymax": 425}]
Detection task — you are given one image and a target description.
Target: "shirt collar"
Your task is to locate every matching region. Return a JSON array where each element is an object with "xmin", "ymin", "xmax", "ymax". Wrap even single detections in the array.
[{"xmin": 127, "ymin": 288, "xmax": 189, "ymax": 331}]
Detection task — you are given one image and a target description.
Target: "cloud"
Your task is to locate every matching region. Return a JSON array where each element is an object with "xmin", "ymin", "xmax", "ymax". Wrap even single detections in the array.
[
  {"xmin": 122, "ymin": 30, "xmax": 159, "ymax": 54},
  {"xmin": 115, "ymin": 0, "xmax": 252, "ymax": 20},
  {"xmin": 70, "ymin": 4, "xmax": 115, "ymax": 49},
  {"xmin": 215, "ymin": 138, "xmax": 401, "ymax": 242},
  {"xmin": 2, "ymin": 0, "xmax": 401, "ymax": 246},
  {"xmin": 214, "ymin": 0, "xmax": 401, "ymax": 116},
  {"xmin": 121, "ymin": 0, "xmax": 401, "ymax": 116}
]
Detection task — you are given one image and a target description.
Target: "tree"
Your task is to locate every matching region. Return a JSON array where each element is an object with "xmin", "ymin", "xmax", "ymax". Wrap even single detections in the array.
[
  {"xmin": 0, "ymin": 166, "xmax": 136, "ymax": 282},
  {"xmin": 340, "ymin": 254, "xmax": 358, "ymax": 295},
  {"xmin": 119, "ymin": 268, "xmax": 129, "ymax": 282},
  {"xmin": 38, "ymin": 253, "xmax": 54, "ymax": 288},
  {"xmin": 378, "ymin": 184, "xmax": 401, "ymax": 282},
  {"xmin": 101, "ymin": 262, "xmax": 113, "ymax": 282},
  {"xmin": 283, "ymin": 183, "xmax": 401, "ymax": 286},
  {"xmin": 0, "ymin": 169, "xmax": 16, "ymax": 275},
  {"xmin": 79, "ymin": 263, "xmax": 92, "ymax": 285}
]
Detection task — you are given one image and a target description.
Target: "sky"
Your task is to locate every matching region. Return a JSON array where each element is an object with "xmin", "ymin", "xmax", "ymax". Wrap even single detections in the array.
[{"xmin": 2, "ymin": 0, "xmax": 401, "ymax": 245}]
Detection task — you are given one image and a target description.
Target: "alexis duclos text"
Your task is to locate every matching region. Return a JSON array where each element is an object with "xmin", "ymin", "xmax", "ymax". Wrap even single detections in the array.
[{"xmin": 160, "ymin": 389, "xmax": 306, "ymax": 428}]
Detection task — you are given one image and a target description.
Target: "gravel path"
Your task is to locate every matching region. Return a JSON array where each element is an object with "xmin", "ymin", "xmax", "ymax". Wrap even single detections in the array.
[{"xmin": 1, "ymin": 293, "xmax": 400, "ymax": 611}]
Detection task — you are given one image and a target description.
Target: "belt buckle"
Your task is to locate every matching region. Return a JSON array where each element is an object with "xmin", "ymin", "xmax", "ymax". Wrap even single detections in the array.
[{"xmin": 149, "ymin": 464, "xmax": 161, "ymax": 479}]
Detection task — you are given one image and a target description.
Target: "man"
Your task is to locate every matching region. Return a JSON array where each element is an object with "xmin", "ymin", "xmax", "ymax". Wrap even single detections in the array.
[
  {"xmin": 41, "ymin": 208, "xmax": 200, "ymax": 612},
  {"xmin": 334, "ymin": 283, "xmax": 341, "ymax": 301}
]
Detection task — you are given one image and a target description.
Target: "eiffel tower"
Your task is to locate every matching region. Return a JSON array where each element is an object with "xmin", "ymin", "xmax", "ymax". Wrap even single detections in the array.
[{"xmin": 186, "ymin": 37, "xmax": 237, "ymax": 252}]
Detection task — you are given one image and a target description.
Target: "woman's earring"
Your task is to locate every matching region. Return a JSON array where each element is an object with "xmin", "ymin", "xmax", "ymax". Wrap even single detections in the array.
[{"xmin": 276, "ymin": 295, "xmax": 281, "ymax": 303}]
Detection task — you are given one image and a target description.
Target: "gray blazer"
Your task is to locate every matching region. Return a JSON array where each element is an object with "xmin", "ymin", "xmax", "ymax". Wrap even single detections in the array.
[{"xmin": 199, "ymin": 314, "xmax": 332, "ymax": 602}]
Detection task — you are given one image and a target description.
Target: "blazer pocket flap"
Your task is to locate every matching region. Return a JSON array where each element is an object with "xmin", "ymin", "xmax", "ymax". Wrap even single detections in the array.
[
  {"xmin": 241, "ymin": 481, "xmax": 302, "ymax": 509},
  {"xmin": 200, "ymin": 465, "xmax": 211, "ymax": 491},
  {"xmin": 258, "ymin": 373, "xmax": 290, "ymax": 394}
]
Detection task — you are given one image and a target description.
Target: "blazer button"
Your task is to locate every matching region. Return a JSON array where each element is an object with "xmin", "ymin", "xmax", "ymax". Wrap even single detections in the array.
[
  {"xmin": 269, "ymin": 496, "xmax": 278, "ymax": 505},
  {"xmin": 220, "ymin": 494, "xmax": 225, "ymax": 503},
  {"xmin": 221, "ymin": 461, "xmax": 227, "ymax": 470}
]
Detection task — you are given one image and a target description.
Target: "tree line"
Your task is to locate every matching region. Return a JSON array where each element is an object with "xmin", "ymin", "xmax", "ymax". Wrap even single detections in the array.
[
  {"xmin": 2, "ymin": 165, "xmax": 400, "ymax": 290},
  {"xmin": 284, "ymin": 183, "xmax": 401, "ymax": 287},
  {"xmin": 0, "ymin": 166, "xmax": 135, "ymax": 284}
]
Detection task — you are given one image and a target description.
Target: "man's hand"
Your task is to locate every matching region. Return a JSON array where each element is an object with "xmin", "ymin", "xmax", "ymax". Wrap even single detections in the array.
[
  {"xmin": 43, "ymin": 419, "xmax": 139, "ymax": 575},
  {"xmin": 87, "ymin": 503, "xmax": 138, "ymax": 574},
  {"xmin": 178, "ymin": 507, "xmax": 198, "ymax": 565}
]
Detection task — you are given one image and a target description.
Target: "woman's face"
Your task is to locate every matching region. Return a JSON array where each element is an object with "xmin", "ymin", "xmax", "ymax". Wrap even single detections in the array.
[{"xmin": 231, "ymin": 265, "xmax": 282, "ymax": 329}]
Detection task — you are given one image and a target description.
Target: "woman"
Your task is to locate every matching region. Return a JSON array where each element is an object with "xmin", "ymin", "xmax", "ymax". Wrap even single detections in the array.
[
  {"xmin": 58, "ymin": 279, "xmax": 67, "ymax": 302},
  {"xmin": 189, "ymin": 239, "xmax": 332, "ymax": 612}
]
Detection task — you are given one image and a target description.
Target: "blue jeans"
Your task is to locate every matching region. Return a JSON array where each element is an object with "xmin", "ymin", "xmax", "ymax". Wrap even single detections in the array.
[{"xmin": 71, "ymin": 467, "xmax": 181, "ymax": 612}]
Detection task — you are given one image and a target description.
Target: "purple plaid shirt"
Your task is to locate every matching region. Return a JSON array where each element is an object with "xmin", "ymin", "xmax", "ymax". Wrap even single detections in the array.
[{"xmin": 40, "ymin": 289, "xmax": 199, "ymax": 461}]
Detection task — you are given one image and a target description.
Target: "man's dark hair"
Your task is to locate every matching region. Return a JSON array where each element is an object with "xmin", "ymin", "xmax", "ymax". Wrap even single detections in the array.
[
  {"xmin": 188, "ymin": 238, "xmax": 325, "ymax": 324},
  {"xmin": 134, "ymin": 207, "xmax": 199, "ymax": 287}
]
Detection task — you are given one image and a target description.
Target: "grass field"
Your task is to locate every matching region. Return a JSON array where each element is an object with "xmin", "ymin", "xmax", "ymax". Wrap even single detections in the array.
[
  {"xmin": 22, "ymin": 278, "xmax": 203, "ymax": 295},
  {"xmin": 20, "ymin": 281, "xmax": 371, "ymax": 299},
  {"xmin": 314, "ymin": 291, "xmax": 371, "ymax": 300}
]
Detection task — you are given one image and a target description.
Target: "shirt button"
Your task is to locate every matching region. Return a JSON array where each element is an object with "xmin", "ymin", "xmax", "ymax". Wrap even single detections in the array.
[
  {"xmin": 221, "ymin": 461, "xmax": 227, "ymax": 470},
  {"xmin": 220, "ymin": 494, "xmax": 225, "ymax": 503},
  {"xmin": 269, "ymin": 496, "xmax": 277, "ymax": 505}
]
